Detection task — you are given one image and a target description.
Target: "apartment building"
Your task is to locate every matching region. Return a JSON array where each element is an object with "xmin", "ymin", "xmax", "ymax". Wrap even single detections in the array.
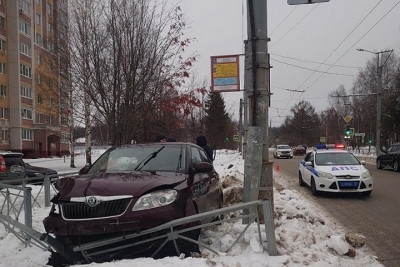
[{"xmin": 0, "ymin": 0, "xmax": 70, "ymax": 158}]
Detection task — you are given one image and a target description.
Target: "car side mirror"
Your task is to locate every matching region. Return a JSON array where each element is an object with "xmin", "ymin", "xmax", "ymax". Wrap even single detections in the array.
[
  {"xmin": 194, "ymin": 162, "xmax": 213, "ymax": 173},
  {"xmin": 79, "ymin": 165, "xmax": 91, "ymax": 175}
]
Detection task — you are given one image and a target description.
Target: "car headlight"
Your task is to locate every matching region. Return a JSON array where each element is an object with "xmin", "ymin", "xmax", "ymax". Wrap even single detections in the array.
[
  {"xmin": 362, "ymin": 170, "xmax": 371, "ymax": 179},
  {"xmin": 317, "ymin": 171, "xmax": 333, "ymax": 179},
  {"xmin": 132, "ymin": 189, "xmax": 177, "ymax": 211}
]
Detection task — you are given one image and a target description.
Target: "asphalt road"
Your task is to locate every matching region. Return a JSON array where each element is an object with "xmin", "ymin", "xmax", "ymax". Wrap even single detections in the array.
[{"xmin": 272, "ymin": 153, "xmax": 400, "ymax": 267}]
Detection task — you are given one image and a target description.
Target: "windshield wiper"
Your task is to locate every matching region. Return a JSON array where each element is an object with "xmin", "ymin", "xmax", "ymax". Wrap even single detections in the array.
[{"xmin": 135, "ymin": 146, "xmax": 165, "ymax": 171}]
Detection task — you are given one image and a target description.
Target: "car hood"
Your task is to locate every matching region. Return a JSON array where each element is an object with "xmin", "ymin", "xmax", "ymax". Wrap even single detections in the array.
[
  {"xmin": 277, "ymin": 148, "xmax": 291, "ymax": 152},
  {"xmin": 317, "ymin": 165, "xmax": 367, "ymax": 176},
  {"xmin": 54, "ymin": 172, "xmax": 187, "ymax": 200}
]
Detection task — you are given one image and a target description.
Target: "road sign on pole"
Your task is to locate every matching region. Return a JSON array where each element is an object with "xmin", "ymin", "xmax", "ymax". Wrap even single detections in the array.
[
  {"xmin": 344, "ymin": 116, "xmax": 351, "ymax": 123},
  {"xmin": 288, "ymin": 0, "xmax": 329, "ymax": 5}
]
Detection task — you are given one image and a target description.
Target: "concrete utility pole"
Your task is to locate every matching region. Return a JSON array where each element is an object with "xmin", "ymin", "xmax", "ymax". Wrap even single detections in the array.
[
  {"xmin": 239, "ymin": 99, "xmax": 243, "ymax": 154},
  {"xmin": 243, "ymin": 0, "xmax": 273, "ymax": 221},
  {"xmin": 356, "ymin": 48, "xmax": 393, "ymax": 154}
]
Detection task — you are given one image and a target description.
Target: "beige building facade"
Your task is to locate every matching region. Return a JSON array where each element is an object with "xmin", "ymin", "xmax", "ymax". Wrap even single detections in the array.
[{"xmin": 0, "ymin": 0, "xmax": 70, "ymax": 158}]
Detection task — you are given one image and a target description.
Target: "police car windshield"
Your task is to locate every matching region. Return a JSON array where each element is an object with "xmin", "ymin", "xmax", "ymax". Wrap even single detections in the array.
[{"xmin": 315, "ymin": 153, "xmax": 360, "ymax": 166}]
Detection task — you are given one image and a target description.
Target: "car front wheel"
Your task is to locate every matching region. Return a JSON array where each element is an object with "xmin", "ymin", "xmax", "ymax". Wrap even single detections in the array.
[
  {"xmin": 299, "ymin": 172, "xmax": 305, "ymax": 186},
  {"xmin": 394, "ymin": 160, "xmax": 400, "ymax": 172},
  {"xmin": 311, "ymin": 178, "xmax": 319, "ymax": 196},
  {"xmin": 376, "ymin": 159, "xmax": 383, "ymax": 169}
]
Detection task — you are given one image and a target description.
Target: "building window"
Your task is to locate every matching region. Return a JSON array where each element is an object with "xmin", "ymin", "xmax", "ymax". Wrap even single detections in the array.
[
  {"xmin": 0, "ymin": 62, "xmax": 5, "ymax": 74},
  {"xmin": 48, "ymin": 41, "xmax": 53, "ymax": 52},
  {"xmin": 61, "ymin": 116, "xmax": 68, "ymax": 126},
  {"xmin": 2, "ymin": 129, "xmax": 9, "ymax": 142},
  {"xmin": 37, "ymin": 54, "xmax": 41, "ymax": 65},
  {"xmin": 49, "ymin": 97, "xmax": 53, "ymax": 107},
  {"xmin": 20, "ymin": 85, "xmax": 32, "ymax": 98},
  {"xmin": 37, "ymin": 113, "xmax": 44, "ymax": 123},
  {"xmin": 47, "ymin": 22, "xmax": 53, "ymax": 34},
  {"xmin": 0, "ymin": 16, "xmax": 4, "ymax": 29},
  {"xmin": 36, "ymin": 0, "xmax": 40, "ymax": 6},
  {"xmin": 19, "ymin": 0, "xmax": 31, "ymax": 14},
  {"xmin": 20, "ymin": 64, "xmax": 31, "ymax": 77},
  {"xmin": 36, "ymin": 13, "xmax": 41, "ymax": 25},
  {"xmin": 1, "ymin": 85, "xmax": 6, "ymax": 97},
  {"xmin": 47, "ymin": 3, "xmax": 52, "ymax": 15},
  {"xmin": 37, "ymin": 93, "xmax": 43, "ymax": 104},
  {"xmin": 0, "ymin": 39, "xmax": 5, "ymax": 52},
  {"xmin": 19, "ymin": 20, "xmax": 31, "ymax": 36},
  {"xmin": 20, "ymin": 42, "xmax": 31, "ymax": 57},
  {"xmin": 1, "ymin": 107, "xmax": 8, "ymax": 119},
  {"xmin": 37, "ymin": 74, "xmax": 41, "ymax": 84},
  {"xmin": 35, "ymin": 33, "xmax": 42, "ymax": 46},
  {"xmin": 48, "ymin": 116, "xmax": 53, "ymax": 125},
  {"xmin": 48, "ymin": 79, "xmax": 53, "ymax": 88},
  {"xmin": 21, "ymin": 129, "xmax": 33, "ymax": 140},
  {"xmin": 61, "ymin": 133, "xmax": 69, "ymax": 143},
  {"xmin": 48, "ymin": 59, "xmax": 53, "ymax": 70},
  {"xmin": 21, "ymin": 108, "xmax": 33, "ymax": 119}
]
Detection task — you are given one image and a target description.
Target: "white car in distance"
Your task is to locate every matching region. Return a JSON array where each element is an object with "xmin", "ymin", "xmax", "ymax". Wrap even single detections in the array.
[{"xmin": 273, "ymin": 144, "xmax": 293, "ymax": 159}]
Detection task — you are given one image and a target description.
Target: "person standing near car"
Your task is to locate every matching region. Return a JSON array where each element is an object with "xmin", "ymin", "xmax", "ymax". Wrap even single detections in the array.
[
  {"xmin": 154, "ymin": 134, "xmax": 167, "ymax": 142},
  {"xmin": 196, "ymin": 135, "xmax": 213, "ymax": 163}
]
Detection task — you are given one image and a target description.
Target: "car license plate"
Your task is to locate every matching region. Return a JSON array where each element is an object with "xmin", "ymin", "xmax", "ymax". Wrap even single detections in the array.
[{"xmin": 339, "ymin": 181, "xmax": 359, "ymax": 189}]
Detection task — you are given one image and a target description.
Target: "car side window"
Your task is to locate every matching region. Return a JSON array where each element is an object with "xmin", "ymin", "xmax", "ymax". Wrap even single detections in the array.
[
  {"xmin": 198, "ymin": 148, "xmax": 211, "ymax": 163},
  {"xmin": 191, "ymin": 147, "xmax": 202, "ymax": 164},
  {"xmin": 304, "ymin": 152, "xmax": 313, "ymax": 162},
  {"xmin": 387, "ymin": 146, "xmax": 393, "ymax": 152},
  {"xmin": 392, "ymin": 145, "xmax": 400, "ymax": 152}
]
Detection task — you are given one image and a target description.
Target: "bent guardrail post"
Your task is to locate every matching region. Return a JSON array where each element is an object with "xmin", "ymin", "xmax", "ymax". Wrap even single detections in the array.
[
  {"xmin": 24, "ymin": 186, "xmax": 32, "ymax": 246},
  {"xmin": 44, "ymin": 175, "xmax": 51, "ymax": 207},
  {"xmin": 261, "ymin": 199, "xmax": 277, "ymax": 256}
]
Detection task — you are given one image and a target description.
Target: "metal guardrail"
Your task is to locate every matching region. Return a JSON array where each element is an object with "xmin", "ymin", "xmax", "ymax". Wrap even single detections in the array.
[
  {"xmin": 0, "ymin": 172, "xmax": 79, "ymax": 247},
  {"xmin": 1, "ymin": 182, "xmax": 278, "ymax": 264},
  {"xmin": 71, "ymin": 199, "xmax": 277, "ymax": 264}
]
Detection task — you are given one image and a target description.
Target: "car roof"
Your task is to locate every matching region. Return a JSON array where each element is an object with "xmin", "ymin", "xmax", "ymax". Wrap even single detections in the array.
[{"xmin": 0, "ymin": 150, "xmax": 23, "ymax": 156}]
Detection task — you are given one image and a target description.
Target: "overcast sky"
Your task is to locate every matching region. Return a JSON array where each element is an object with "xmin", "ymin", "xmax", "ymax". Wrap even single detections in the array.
[{"xmin": 170, "ymin": 0, "xmax": 400, "ymax": 126}]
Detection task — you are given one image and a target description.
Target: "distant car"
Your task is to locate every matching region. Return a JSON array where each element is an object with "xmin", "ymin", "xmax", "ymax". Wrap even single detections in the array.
[
  {"xmin": 24, "ymin": 162, "xmax": 58, "ymax": 183},
  {"xmin": 293, "ymin": 145, "xmax": 306, "ymax": 156},
  {"xmin": 0, "ymin": 151, "xmax": 25, "ymax": 186},
  {"xmin": 273, "ymin": 144, "xmax": 293, "ymax": 159},
  {"xmin": 43, "ymin": 142, "xmax": 224, "ymax": 266},
  {"xmin": 376, "ymin": 142, "xmax": 400, "ymax": 172},
  {"xmin": 298, "ymin": 144, "xmax": 373, "ymax": 196}
]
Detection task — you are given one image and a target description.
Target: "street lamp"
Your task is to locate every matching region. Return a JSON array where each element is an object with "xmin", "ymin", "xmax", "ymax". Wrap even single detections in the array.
[{"xmin": 356, "ymin": 48, "xmax": 393, "ymax": 154}]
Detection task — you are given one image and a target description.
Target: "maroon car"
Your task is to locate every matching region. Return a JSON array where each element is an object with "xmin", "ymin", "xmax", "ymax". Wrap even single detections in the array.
[
  {"xmin": 43, "ymin": 143, "xmax": 223, "ymax": 265},
  {"xmin": 293, "ymin": 145, "xmax": 306, "ymax": 156}
]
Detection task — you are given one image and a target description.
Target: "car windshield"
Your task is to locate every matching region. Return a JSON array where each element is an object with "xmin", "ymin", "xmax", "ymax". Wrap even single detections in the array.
[
  {"xmin": 277, "ymin": 145, "xmax": 291, "ymax": 149},
  {"xmin": 88, "ymin": 145, "xmax": 185, "ymax": 174},
  {"xmin": 315, "ymin": 152, "xmax": 360, "ymax": 166}
]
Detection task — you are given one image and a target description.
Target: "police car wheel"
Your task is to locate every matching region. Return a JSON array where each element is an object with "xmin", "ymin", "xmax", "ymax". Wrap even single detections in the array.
[
  {"xmin": 298, "ymin": 172, "xmax": 305, "ymax": 186},
  {"xmin": 311, "ymin": 178, "xmax": 319, "ymax": 196}
]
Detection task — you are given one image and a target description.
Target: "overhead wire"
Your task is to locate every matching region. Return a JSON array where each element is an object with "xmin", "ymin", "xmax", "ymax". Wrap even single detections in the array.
[
  {"xmin": 270, "ymin": 6, "xmax": 298, "ymax": 36},
  {"xmin": 269, "ymin": 4, "xmax": 320, "ymax": 50},
  {"xmin": 271, "ymin": 58, "xmax": 356, "ymax": 77},
  {"xmin": 277, "ymin": 0, "xmax": 387, "ymax": 117},
  {"xmin": 270, "ymin": 53, "xmax": 362, "ymax": 69}
]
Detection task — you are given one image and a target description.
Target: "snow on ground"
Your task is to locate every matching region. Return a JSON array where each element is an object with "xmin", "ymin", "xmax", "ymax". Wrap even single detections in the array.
[{"xmin": 0, "ymin": 149, "xmax": 384, "ymax": 267}]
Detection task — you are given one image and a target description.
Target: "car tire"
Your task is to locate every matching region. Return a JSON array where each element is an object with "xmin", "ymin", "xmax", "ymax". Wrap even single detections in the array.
[
  {"xmin": 298, "ymin": 172, "xmax": 305, "ymax": 187},
  {"xmin": 376, "ymin": 159, "xmax": 383, "ymax": 169},
  {"xmin": 393, "ymin": 160, "xmax": 400, "ymax": 172},
  {"xmin": 311, "ymin": 178, "xmax": 319, "ymax": 196}
]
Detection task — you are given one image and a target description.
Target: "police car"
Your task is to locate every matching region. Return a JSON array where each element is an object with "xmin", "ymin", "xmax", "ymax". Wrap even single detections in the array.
[{"xmin": 298, "ymin": 144, "xmax": 373, "ymax": 196}]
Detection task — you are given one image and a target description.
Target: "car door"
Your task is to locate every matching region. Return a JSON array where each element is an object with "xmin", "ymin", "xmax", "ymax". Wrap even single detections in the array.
[
  {"xmin": 381, "ymin": 146, "xmax": 393, "ymax": 165},
  {"xmin": 302, "ymin": 152, "xmax": 315, "ymax": 185},
  {"xmin": 190, "ymin": 146, "xmax": 215, "ymax": 214}
]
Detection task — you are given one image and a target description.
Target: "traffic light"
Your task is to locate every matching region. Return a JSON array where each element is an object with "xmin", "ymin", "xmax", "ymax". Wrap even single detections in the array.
[
  {"xmin": 345, "ymin": 124, "xmax": 351, "ymax": 135},
  {"xmin": 368, "ymin": 139, "xmax": 372, "ymax": 144},
  {"xmin": 225, "ymin": 137, "xmax": 229, "ymax": 142}
]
